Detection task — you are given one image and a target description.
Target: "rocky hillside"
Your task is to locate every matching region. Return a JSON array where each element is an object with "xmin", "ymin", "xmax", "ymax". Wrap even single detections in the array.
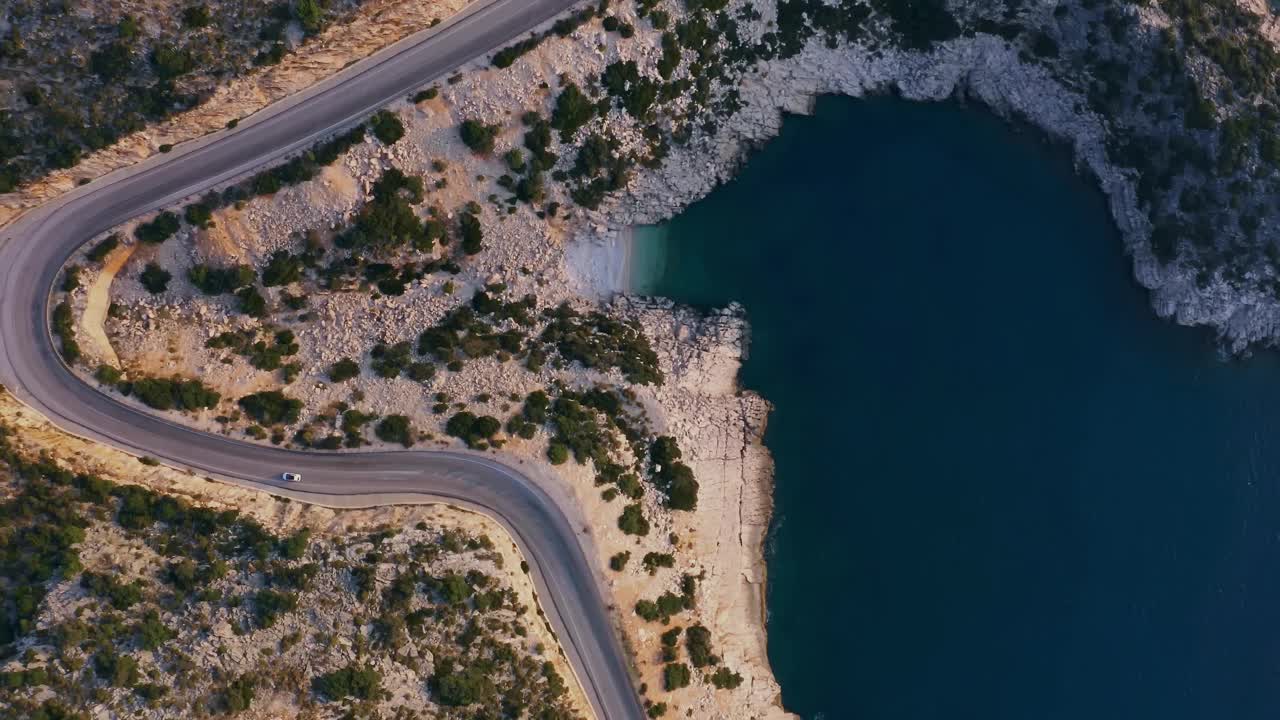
[
  {"xmin": 0, "ymin": 411, "xmax": 587, "ymax": 720},
  {"xmin": 0, "ymin": 0, "xmax": 468, "ymax": 205}
]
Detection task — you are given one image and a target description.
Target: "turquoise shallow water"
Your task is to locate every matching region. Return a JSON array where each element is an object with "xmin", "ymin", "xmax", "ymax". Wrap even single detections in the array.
[{"xmin": 634, "ymin": 96, "xmax": 1280, "ymax": 720}]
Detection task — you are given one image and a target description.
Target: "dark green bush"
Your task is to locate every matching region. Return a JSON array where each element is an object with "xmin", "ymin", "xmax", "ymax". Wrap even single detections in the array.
[
  {"xmin": 459, "ymin": 211, "xmax": 484, "ymax": 255},
  {"xmin": 188, "ymin": 263, "xmax": 254, "ymax": 294},
  {"xmin": 433, "ymin": 665, "xmax": 495, "ymax": 706},
  {"xmin": 710, "ymin": 667, "xmax": 743, "ymax": 689},
  {"xmin": 236, "ymin": 286, "xmax": 268, "ymax": 318},
  {"xmin": 445, "ymin": 411, "xmax": 501, "ymax": 448},
  {"xmin": 550, "ymin": 83, "xmax": 596, "ymax": 142},
  {"xmin": 130, "ymin": 376, "xmax": 221, "ymax": 412},
  {"xmin": 459, "ymin": 119, "xmax": 500, "ymax": 155},
  {"xmin": 370, "ymin": 109, "xmax": 405, "ymax": 145},
  {"xmin": 313, "ymin": 664, "xmax": 382, "ymax": 701},
  {"xmin": 238, "ymin": 391, "xmax": 302, "ymax": 425},
  {"xmin": 662, "ymin": 662, "xmax": 690, "ymax": 691},
  {"xmin": 618, "ymin": 503, "xmax": 649, "ymax": 536},
  {"xmin": 184, "ymin": 202, "xmax": 213, "ymax": 228},
  {"xmin": 685, "ymin": 624, "xmax": 718, "ymax": 667},
  {"xmin": 329, "ymin": 358, "xmax": 360, "ymax": 382},
  {"xmin": 86, "ymin": 234, "xmax": 121, "ymax": 263},
  {"xmin": 52, "ymin": 301, "xmax": 80, "ymax": 363},
  {"xmin": 138, "ymin": 263, "xmax": 171, "ymax": 294},
  {"xmin": 642, "ymin": 552, "xmax": 675, "ymax": 575},
  {"xmin": 134, "ymin": 212, "xmax": 181, "ymax": 244},
  {"xmin": 376, "ymin": 415, "xmax": 414, "ymax": 447}
]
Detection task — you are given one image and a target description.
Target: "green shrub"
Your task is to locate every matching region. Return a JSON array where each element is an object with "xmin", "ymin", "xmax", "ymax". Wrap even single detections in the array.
[
  {"xmin": 444, "ymin": 411, "xmax": 502, "ymax": 448},
  {"xmin": 280, "ymin": 528, "xmax": 311, "ymax": 560},
  {"xmin": 184, "ymin": 202, "xmax": 213, "ymax": 228},
  {"xmin": 337, "ymin": 169, "xmax": 429, "ymax": 250},
  {"xmin": 131, "ymin": 376, "xmax": 221, "ymax": 412},
  {"xmin": 618, "ymin": 503, "xmax": 649, "ymax": 536},
  {"xmin": 710, "ymin": 667, "xmax": 743, "ymax": 689},
  {"xmin": 459, "ymin": 119, "xmax": 500, "ymax": 155},
  {"xmin": 642, "ymin": 552, "xmax": 675, "ymax": 575},
  {"xmin": 188, "ymin": 263, "xmax": 254, "ymax": 294},
  {"xmin": 95, "ymin": 365, "xmax": 123, "ymax": 385},
  {"xmin": 52, "ymin": 301, "xmax": 81, "ymax": 364},
  {"xmin": 492, "ymin": 36, "xmax": 544, "ymax": 69},
  {"xmin": 550, "ymin": 83, "xmax": 596, "ymax": 141},
  {"xmin": 94, "ymin": 649, "xmax": 139, "ymax": 688},
  {"xmin": 238, "ymin": 391, "xmax": 302, "ymax": 425},
  {"xmin": 182, "ymin": 5, "xmax": 211, "ymax": 28},
  {"xmin": 86, "ymin": 234, "xmax": 121, "ymax": 263},
  {"xmin": 433, "ymin": 666, "xmax": 495, "ymax": 706},
  {"xmin": 90, "ymin": 41, "xmax": 133, "ymax": 80},
  {"xmin": 261, "ymin": 250, "xmax": 303, "ymax": 286},
  {"xmin": 222, "ymin": 675, "xmax": 256, "ymax": 712},
  {"xmin": 134, "ymin": 610, "xmax": 174, "ymax": 650},
  {"xmin": 139, "ymin": 263, "xmax": 172, "ymax": 294},
  {"xmin": 370, "ymin": 109, "xmax": 405, "ymax": 145},
  {"xmin": 686, "ymin": 624, "xmax": 718, "ymax": 667},
  {"xmin": 252, "ymin": 589, "xmax": 297, "ymax": 628},
  {"xmin": 376, "ymin": 415, "xmax": 414, "ymax": 447},
  {"xmin": 236, "ymin": 286, "xmax": 268, "ymax": 317},
  {"xmin": 662, "ymin": 662, "xmax": 690, "ymax": 691},
  {"xmin": 151, "ymin": 44, "xmax": 195, "ymax": 79},
  {"xmin": 661, "ymin": 626, "xmax": 682, "ymax": 648},
  {"xmin": 294, "ymin": 0, "xmax": 325, "ymax": 33},
  {"xmin": 329, "ymin": 358, "xmax": 360, "ymax": 382},
  {"xmin": 134, "ymin": 211, "xmax": 181, "ymax": 244},
  {"xmin": 609, "ymin": 551, "xmax": 630, "ymax": 571},
  {"xmin": 459, "ymin": 211, "xmax": 484, "ymax": 255},
  {"xmin": 62, "ymin": 265, "xmax": 81, "ymax": 292},
  {"xmin": 540, "ymin": 304, "xmax": 662, "ymax": 384},
  {"xmin": 81, "ymin": 571, "xmax": 144, "ymax": 610},
  {"xmin": 313, "ymin": 664, "xmax": 382, "ymax": 701}
]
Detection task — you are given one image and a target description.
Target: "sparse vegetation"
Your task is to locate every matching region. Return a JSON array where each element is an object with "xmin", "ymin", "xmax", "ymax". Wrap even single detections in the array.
[
  {"xmin": 238, "ymin": 391, "xmax": 302, "ymax": 425},
  {"xmin": 134, "ymin": 212, "xmax": 181, "ymax": 245},
  {"xmin": 459, "ymin": 120, "xmax": 501, "ymax": 155},
  {"xmin": 0, "ymin": 424, "xmax": 578, "ymax": 718},
  {"xmin": 127, "ymin": 376, "xmax": 221, "ymax": 413}
]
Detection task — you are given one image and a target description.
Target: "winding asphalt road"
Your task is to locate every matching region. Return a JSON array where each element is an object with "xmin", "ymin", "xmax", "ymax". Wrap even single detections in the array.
[{"xmin": 0, "ymin": 1, "xmax": 645, "ymax": 718}]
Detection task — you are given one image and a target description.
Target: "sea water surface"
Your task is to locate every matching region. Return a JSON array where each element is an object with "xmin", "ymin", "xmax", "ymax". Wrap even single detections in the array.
[{"xmin": 633, "ymin": 96, "xmax": 1280, "ymax": 720}]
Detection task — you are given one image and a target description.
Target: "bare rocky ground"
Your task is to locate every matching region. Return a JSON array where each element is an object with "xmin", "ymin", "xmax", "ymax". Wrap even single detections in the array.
[{"xmin": 0, "ymin": 388, "xmax": 591, "ymax": 719}]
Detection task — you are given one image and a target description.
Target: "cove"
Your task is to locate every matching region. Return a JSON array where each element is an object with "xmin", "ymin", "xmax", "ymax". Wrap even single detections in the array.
[{"xmin": 633, "ymin": 96, "xmax": 1280, "ymax": 720}]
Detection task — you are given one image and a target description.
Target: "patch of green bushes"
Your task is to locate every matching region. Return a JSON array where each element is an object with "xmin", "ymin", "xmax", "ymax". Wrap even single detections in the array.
[
  {"xmin": 86, "ymin": 235, "xmax": 121, "ymax": 263},
  {"xmin": 375, "ymin": 415, "xmax": 414, "ymax": 447},
  {"xmin": 313, "ymin": 664, "xmax": 382, "ymax": 701},
  {"xmin": 129, "ymin": 376, "xmax": 221, "ymax": 412},
  {"xmin": 238, "ymin": 390, "xmax": 302, "ymax": 425},
  {"xmin": 370, "ymin": 109, "xmax": 405, "ymax": 145},
  {"xmin": 459, "ymin": 119, "xmax": 500, "ymax": 155},
  {"xmin": 134, "ymin": 211, "xmax": 181, "ymax": 244}
]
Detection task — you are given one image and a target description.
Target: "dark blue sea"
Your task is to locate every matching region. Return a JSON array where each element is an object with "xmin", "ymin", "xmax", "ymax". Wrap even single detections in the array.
[{"xmin": 633, "ymin": 96, "xmax": 1280, "ymax": 720}]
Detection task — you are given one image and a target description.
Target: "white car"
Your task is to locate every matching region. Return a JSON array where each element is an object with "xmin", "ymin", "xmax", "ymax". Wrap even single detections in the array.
[{"xmin": 281, "ymin": 472, "xmax": 302, "ymax": 483}]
